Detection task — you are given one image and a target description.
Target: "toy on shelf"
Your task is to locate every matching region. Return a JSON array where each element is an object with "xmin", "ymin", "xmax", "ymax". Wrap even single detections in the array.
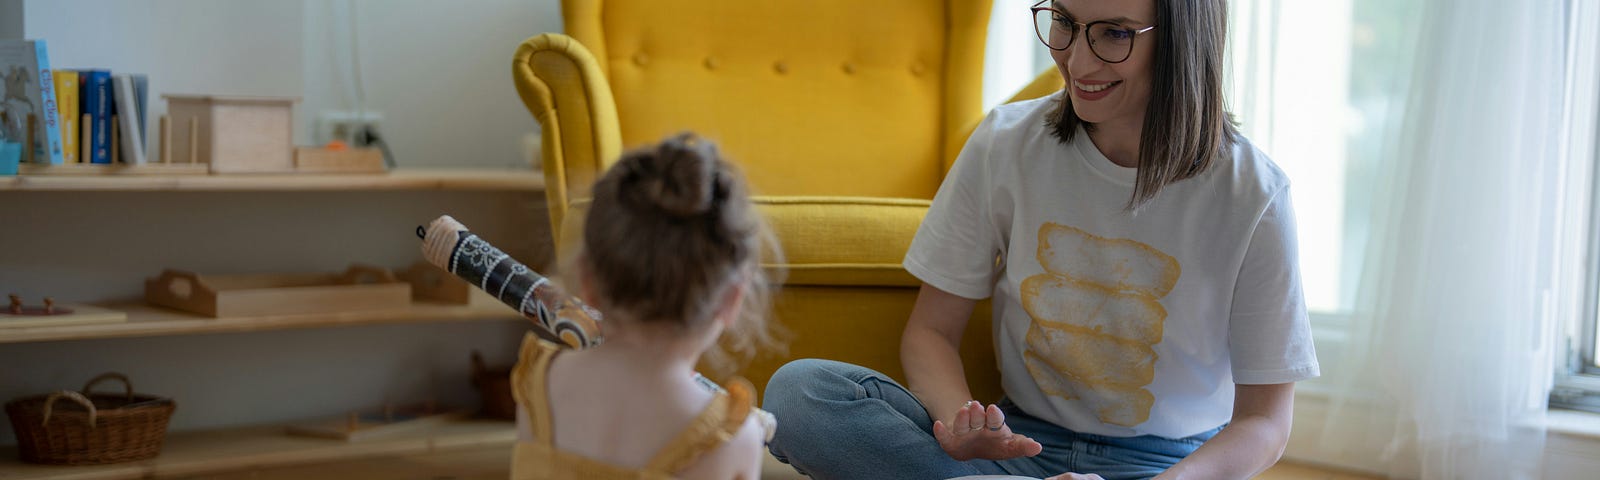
[
  {"xmin": 165, "ymin": 94, "xmax": 297, "ymax": 173},
  {"xmin": 294, "ymin": 140, "xmax": 386, "ymax": 173},
  {"xmin": 284, "ymin": 402, "xmax": 463, "ymax": 442},
  {"xmin": 470, "ymin": 350, "xmax": 515, "ymax": 420},
  {"xmin": 143, "ymin": 265, "xmax": 412, "ymax": 318},
  {"xmin": 1, "ymin": 294, "xmax": 127, "ymax": 328}
]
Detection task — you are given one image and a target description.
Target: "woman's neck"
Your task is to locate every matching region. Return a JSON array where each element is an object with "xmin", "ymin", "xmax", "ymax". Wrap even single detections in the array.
[{"xmin": 1087, "ymin": 116, "xmax": 1144, "ymax": 168}]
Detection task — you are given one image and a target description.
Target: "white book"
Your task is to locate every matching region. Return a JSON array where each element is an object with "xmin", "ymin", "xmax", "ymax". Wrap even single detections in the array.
[{"xmin": 112, "ymin": 74, "xmax": 145, "ymax": 164}]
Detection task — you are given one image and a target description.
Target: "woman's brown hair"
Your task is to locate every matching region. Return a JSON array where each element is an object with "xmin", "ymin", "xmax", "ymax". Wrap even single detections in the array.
[
  {"xmin": 1046, "ymin": 0, "xmax": 1239, "ymax": 208},
  {"xmin": 579, "ymin": 133, "xmax": 782, "ymax": 374}
]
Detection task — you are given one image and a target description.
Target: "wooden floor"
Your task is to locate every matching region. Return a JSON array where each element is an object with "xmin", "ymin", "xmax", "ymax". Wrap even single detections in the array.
[{"xmin": 194, "ymin": 447, "xmax": 1379, "ymax": 480}]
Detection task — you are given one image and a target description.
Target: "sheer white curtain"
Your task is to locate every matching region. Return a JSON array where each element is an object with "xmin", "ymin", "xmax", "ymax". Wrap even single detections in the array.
[
  {"xmin": 984, "ymin": 0, "xmax": 1051, "ymax": 110},
  {"xmin": 1230, "ymin": 0, "xmax": 1579, "ymax": 478}
]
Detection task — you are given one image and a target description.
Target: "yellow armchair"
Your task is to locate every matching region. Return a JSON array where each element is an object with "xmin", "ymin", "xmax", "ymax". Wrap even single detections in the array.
[{"xmin": 513, "ymin": 0, "xmax": 1062, "ymax": 402}]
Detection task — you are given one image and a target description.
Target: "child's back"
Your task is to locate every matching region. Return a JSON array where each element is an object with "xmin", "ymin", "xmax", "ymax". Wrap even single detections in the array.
[{"xmin": 511, "ymin": 134, "xmax": 777, "ymax": 480}]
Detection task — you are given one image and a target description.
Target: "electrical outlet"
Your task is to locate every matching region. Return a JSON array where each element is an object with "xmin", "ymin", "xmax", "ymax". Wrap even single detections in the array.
[{"xmin": 316, "ymin": 111, "xmax": 384, "ymax": 146}]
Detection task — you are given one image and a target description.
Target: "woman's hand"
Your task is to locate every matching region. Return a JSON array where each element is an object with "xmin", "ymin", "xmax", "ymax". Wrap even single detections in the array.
[
  {"xmin": 931, "ymin": 401, "xmax": 1043, "ymax": 461},
  {"xmin": 1044, "ymin": 473, "xmax": 1105, "ymax": 480}
]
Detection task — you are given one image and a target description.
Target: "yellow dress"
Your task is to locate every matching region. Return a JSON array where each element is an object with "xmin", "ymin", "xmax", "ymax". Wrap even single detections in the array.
[{"xmin": 509, "ymin": 334, "xmax": 758, "ymax": 480}]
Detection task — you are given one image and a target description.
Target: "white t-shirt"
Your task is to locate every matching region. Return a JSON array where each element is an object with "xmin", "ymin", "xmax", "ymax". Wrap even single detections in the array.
[{"xmin": 904, "ymin": 93, "xmax": 1320, "ymax": 439}]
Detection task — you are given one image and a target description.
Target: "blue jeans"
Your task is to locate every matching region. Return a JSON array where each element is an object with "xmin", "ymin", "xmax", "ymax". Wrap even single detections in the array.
[{"xmin": 762, "ymin": 359, "xmax": 1221, "ymax": 480}]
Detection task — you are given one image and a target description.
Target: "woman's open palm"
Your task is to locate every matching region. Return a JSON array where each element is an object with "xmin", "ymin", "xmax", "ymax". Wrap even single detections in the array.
[{"xmin": 931, "ymin": 401, "xmax": 1044, "ymax": 461}]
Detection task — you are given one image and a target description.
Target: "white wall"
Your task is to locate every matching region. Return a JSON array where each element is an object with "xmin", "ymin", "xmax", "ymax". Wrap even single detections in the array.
[
  {"xmin": 0, "ymin": 0, "xmax": 22, "ymax": 40},
  {"xmin": 301, "ymin": 0, "xmax": 561, "ymax": 168},
  {"xmin": 23, "ymin": 0, "xmax": 306, "ymax": 150}
]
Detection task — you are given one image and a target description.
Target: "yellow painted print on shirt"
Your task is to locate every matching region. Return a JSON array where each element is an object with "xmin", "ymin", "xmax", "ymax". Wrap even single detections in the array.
[{"xmin": 1021, "ymin": 223, "xmax": 1180, "ymax": 427}]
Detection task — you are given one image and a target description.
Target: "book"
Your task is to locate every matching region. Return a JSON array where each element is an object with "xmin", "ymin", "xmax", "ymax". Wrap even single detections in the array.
[
  {"xmin": 131, "ymin": 74, "xmax": 148, "ymax": 150},
  {"xmin": 54, "ymin": 70, "xmax": 78, "ymax": 163},
  {"xmin": 0, "ymin": 39, "xmax": 64, "ymax": 164},
  {"xmin": 81, "ymin": 69, "xmax": 111, "ymax": 164},
  {"xmin": 113, "ymin": 74, "xmax": 145, "ymax": 164}
]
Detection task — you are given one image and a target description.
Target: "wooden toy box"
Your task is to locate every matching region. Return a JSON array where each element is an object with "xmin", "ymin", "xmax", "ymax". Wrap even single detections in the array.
[{"xmin": 164, "ymin": 95, "xmax": 297, "ymax": 173}]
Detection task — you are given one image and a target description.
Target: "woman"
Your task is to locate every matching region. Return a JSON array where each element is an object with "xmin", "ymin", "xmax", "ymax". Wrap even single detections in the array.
[{"xmin": 762, "ymin": 1, "xmax": 1318, "ymax": 479}]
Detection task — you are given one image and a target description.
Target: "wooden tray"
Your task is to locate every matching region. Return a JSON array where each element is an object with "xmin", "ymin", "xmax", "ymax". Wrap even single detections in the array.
[
  {"xmin": 285, "ymin": 404, "xmax": 464, "ymax": 442},
  {"xmin": 396, "ymin": 261, "xmax": 498, "ymax": 306},
  {"xmin": 294, "ymin": 147, "xmax": 386, "ymax": 173},
  {"xmin": 144, "ymin": 265, "xmax": 412, "ymax": 318}
]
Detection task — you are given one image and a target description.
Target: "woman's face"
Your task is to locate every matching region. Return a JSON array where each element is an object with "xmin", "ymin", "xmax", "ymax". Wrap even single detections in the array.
[{"xmin": 1050, "ymin": 0, "xmax": 1158, "ymax": 130}]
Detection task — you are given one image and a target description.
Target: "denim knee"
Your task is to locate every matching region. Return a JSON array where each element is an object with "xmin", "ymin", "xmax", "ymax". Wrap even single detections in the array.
[{"xmin": 763, "ymin": 358, "xmax": 861, "ymax": 417}]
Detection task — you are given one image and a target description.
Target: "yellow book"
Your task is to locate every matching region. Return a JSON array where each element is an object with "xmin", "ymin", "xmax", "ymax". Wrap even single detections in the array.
[{"xmin": 53, "ymin": 70, "xmax": 79, "ymax": 163}]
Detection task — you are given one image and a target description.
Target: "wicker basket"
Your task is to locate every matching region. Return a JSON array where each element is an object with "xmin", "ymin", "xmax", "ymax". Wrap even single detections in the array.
[{"xmin": 4, "ymin": 373, "xmax": 176, "ymax": 465}]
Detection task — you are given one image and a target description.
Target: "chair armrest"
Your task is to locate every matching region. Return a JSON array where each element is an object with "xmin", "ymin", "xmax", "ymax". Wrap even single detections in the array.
[
  {"xmin": 945, "ymin": 69, "xmax": 1066, "ymax": 174},
  {"xmin": 512, "ymin": 33, "xmax": 623, "ymax": 239},
  {"xmin": 1006, "ymin": 68, "xmax": 1066, "ymax": 105}
]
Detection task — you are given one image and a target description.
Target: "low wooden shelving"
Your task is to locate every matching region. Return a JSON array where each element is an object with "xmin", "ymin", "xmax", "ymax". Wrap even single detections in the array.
[
  {"xmin": 0, "ymin": 419, "xmax": 515, "ymax": 480},
  {"xmin": 0, "ymin": 301, "xmax": 524, "ymax": 344}
]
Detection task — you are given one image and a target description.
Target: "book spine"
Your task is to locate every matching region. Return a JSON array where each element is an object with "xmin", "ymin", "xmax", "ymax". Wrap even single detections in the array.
[
  {"xmin": 32, "ymin": 41, "xmax": 63, "ymax": 164},
  {"xmin": 132, "ymin": 74, "xmax": 148, "ymax": 150},
  {"xmin": 113, "ymin": 75, "xmax": 145, "ymax": 164},
  {"xmin": 85, "ymin": 70, "xmax": 111, "ymax": 164},
  {"xmin": 54, "ymin": 70, "xmax": 79, "ymax": 163}
]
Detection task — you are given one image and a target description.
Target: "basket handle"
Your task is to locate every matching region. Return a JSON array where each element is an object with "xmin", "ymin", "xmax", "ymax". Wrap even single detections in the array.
[
  {"xmin": 81, "ymin": 372, "xmax": 135, "ymax": 401},
  {"xmin": 42, "ymin": 390, "xmax": 97, "ymax": 428}
]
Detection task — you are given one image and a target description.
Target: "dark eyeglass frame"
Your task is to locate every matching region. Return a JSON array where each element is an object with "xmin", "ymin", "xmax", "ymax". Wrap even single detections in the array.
[{"xmin": 1031, "ymin": 0, "xmax": 1157, "ymax": 64}]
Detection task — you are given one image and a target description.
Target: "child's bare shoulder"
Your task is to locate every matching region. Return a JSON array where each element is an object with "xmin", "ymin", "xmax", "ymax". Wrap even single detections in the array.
[{"xmin": 677, "ymin": 413, "xmax": 767, "ymax": 480}]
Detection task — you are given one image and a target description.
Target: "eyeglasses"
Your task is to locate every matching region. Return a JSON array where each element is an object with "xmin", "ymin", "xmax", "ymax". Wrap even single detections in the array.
[{"xmin": 1031, "ymin": 1, "xmax": 1157, "ymax": 64}]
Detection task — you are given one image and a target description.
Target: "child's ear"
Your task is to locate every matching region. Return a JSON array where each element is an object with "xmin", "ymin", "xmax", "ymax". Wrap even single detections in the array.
[{"xmin": 715, "ymin": 281, "xmax": 748, "ymax": 329}]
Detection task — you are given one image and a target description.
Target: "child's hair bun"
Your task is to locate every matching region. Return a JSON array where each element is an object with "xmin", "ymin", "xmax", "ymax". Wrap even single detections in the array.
[{"xmin": 623, "ymin": 134, "xmax": 722, "ymax": 218}]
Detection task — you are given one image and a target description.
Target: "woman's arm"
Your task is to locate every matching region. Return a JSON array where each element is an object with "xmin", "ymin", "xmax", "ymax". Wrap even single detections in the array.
[
  {"xmin": 903, "ymin": 283, "xmax": 1043, "ymax": 461},
  {"xmin": 1155, "ymin": 383, "xmax": 1296, "ymax": 479},
  {"xmin": 901, "ymin": 282, "xmax": 981, "ymax": 423}
]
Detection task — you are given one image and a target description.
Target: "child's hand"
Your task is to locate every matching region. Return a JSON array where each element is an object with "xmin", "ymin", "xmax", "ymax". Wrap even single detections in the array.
[{"xmin": 932, "ymin": 401, "xmax": 1043, "ymax": 461}]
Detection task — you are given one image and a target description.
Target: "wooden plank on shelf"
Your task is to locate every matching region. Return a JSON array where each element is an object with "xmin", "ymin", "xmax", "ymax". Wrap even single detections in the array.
[
  {"xmin": 196, "ymin": 445, "xmax": 510, "ymax": 480},
  {"xmin": 0, "ymin": 169, "xmax": 544, "ymax": 192},
  {"xmin": 0, "ymin": 301, "xmax": 522, "ymax": 344},
  {"xmin": 0, "ymin": 419, "xmax": 515, "ymax": 480}
]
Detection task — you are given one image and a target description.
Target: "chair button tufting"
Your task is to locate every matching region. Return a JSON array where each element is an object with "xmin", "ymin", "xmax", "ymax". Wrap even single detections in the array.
[
  {"xmin": 633, "ymin": 53, "xmax": 649, "ymax": 67},
  {"xmin": 910, "ymin": 62, "xmax": 925, "ymax": 76},
  {"xmin": 841, "ymin": 62, "xmax": 856, "ymax": 74},
  {"xmin": 774, "ymin": 61, "xmax": 789, "ymax": 74},
  {"xmin": 704, "ymin": 57, "xmax": 720, "ymax": 70}
]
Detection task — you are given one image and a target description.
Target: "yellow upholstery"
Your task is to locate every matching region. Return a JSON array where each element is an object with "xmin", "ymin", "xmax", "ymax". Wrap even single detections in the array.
[{"xmin": 513, "ymin": 0, "xmax": 1064, "ymax": 403}]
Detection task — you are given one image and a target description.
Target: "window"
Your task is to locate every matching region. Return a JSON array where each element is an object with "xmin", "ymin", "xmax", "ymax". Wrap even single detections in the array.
[{"xmin": 1552, "ymin": 0, "xmax": 1600, "ymax": 413}]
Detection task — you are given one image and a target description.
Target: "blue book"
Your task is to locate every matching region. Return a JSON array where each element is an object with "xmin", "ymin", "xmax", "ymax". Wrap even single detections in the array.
[
  {"xmin": 0, "ymin": 39, "xmax": 65, "ymax": 164},
  {"xmin": 82, "ymin": 70, "xmax": 111, "ymax": 164}
]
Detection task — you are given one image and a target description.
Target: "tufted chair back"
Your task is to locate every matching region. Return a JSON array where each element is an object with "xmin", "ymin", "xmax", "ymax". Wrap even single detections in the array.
[{"xmin": 561, "ymin": 0, "xmax": 991, "ymax": 201}]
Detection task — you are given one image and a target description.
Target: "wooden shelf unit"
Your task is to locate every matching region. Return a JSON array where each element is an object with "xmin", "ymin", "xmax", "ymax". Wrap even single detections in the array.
[
  {"xmin": 0, "ymin": 302, "xmax": 524, "ymax": 344},
  {"xmin": 0, "ymin": 419, "xmax": 515, "ymax": 480},
  {"xmin": 0, "ymin": 166, "xmax": 546, "ymax": 476},
  {"xmin": 0, "ymin": 169, "xmax": 545, "ymax": 192}
]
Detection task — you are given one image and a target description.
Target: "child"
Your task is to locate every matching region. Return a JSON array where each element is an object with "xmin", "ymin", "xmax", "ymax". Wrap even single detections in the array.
[{"xmin": 511, "ymin": 133, "xmax": 778, "ymax": 480}]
